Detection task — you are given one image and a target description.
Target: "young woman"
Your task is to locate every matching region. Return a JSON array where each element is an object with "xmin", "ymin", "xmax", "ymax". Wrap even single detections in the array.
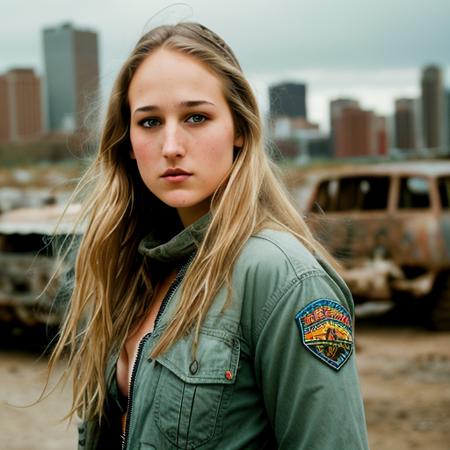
[{"xmin": 50, "ymin": 22, "xmax": 369, "ymax": 450}]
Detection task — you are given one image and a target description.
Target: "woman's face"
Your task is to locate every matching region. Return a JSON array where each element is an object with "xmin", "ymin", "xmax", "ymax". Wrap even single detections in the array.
[{"xmin": 128, "ymin": 48, "xmax": 243, "ymax": 227}]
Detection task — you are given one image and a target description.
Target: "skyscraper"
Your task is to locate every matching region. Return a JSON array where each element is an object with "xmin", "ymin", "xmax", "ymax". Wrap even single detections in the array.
[
  {"xmin": 394, "ymin": 98, "xmax": 417, "ymax": 150},
  {"xmin": 329, "ymin": 98, "xmax": 359, "ymax": 156},
  {"xmin": 334, "ymin": 106, "xmax": 378, "ymax": 157},
  {"xmin": 0, "ymin": 76, "xmax": 10, "ymax": 142},
  {"xmin": 421, "ymin": 65, "xmax": 444, "ymax": 149},
  {"xmin": 375, "ymin": 116, "xmax": 388, "ymax": 157},
  {"xmin": 269, "ymin": 82, "xmax": 307, "ymax": 119},
  {"xmin": 42, "ymin": 22, "xmax": 99, "ymax": 132},
  {"xmin": 0, "ymin": 68, "xmax": 43, "ymax": 142},
  {"xmin": 446, "ymin": 90, "xmax": 450, "ymax": 152}
]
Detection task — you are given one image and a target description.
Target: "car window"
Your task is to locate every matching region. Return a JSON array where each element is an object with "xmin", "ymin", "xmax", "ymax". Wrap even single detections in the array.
[
  {"xmin": 398, "ymin": 176, "xmax": 430, "ymax": 209},
  {"xmin": 311, "ymin": 176, "xmax": 390, "ymax": 212},
  {"xmin": 0, "ymin": 232, "xmax": 51, "ymax": 254},
  {"xmin": 311, "ymin": 179, "xmax": 337, "ymax": 212},
  {"xmin": 438, "ymin": 176, "xmax": 450, "ymax": 209}
]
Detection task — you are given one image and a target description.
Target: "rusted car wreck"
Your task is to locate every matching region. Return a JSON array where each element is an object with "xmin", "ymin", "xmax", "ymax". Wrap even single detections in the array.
[
  {"xmin": 0, "ymin": 204, "xmax": 79, "ymax": 327},
  {"xmin": 299, "ymin": 161, "xmax": 450, "ymax": 330}
]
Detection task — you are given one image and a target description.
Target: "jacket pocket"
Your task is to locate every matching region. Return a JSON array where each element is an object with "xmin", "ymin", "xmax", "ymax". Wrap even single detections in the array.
[{"xmin": 154, "ymin": 327, "xmax": 240, "ymax": 449}]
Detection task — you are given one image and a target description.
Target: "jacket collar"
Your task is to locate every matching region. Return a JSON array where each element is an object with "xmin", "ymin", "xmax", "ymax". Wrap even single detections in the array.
[{"xmin": 138, "ymin": 213, "xmax": 211, "ymax": 265}]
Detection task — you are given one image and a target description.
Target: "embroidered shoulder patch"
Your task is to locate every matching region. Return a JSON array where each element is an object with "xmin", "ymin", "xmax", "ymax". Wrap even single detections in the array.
[{"xmin": 295, "ymin": 299, "xmax": 353, "ymax": 371}]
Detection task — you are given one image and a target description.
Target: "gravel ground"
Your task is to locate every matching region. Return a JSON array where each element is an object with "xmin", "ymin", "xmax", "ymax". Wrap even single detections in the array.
[{"xmin": 0, "ymin": 320, "xmax": 449, "ymax": 450}]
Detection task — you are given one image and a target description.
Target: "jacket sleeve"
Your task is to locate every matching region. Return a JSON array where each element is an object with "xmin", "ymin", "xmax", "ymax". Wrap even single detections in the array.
[{"xmin": 252, "ymin": 270, "xmax": 369, "ymax": 450}]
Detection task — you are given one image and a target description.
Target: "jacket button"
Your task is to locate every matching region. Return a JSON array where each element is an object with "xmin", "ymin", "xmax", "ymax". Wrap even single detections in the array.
[
  {"xmin": 78, "ymin": 439, "xmax": 85, "ymax": 446},
  {"xmin": 189, "ymin": 359, "xmax": 199, "ymax": 374}
]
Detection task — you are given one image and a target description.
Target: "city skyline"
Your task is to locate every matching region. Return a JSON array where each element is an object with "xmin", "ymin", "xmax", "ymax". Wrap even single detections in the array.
[
  {"xmin": 1, "ymin": 0, "xmax": 450, "ymax": 130},
  {"xmin": 1, "ymin": 31, "xmax": 448, "ymax": 154}
]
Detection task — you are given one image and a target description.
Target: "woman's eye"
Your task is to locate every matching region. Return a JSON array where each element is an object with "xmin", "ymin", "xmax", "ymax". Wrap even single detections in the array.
[
  {"xmin": 186, "ymin": 114, "xmax": 207, "ymax": 124},
  {"xmin": 140, "ymin": 118, "xmax": 160, "ymax": 128}
]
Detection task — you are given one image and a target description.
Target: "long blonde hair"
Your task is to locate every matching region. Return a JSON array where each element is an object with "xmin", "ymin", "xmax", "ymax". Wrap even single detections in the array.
[{"xmin": 48, "ymin": 22, "xmax": 332, "ymax": 421}]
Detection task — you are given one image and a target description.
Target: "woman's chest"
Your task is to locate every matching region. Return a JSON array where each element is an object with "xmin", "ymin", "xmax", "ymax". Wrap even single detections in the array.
[
  {"xmin": 117, "ymin": 321, "xmax": 266, "ymax": 449},
  {"xmin": 103, "ymin": 281, "xmax": 270, "ymax": 449},
  {"xmin": 116, "ymin": 270, "xmax": 178, "ymax": 398}
]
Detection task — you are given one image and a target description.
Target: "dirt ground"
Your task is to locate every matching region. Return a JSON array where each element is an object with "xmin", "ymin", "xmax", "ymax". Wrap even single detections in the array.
[
  {"xmin": 0, "ymin": 345, "xmax": 77, "ymax": 449},
  {"xmin": 0, "ymin": 318, "xmax": 449, "ymax": 450},
  {"xmin": 357, "ymin": 324, "xmax": 450, "ymax": 450}
]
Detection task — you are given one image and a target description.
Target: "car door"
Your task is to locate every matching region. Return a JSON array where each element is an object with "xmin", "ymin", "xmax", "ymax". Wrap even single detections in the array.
[{"xmin": 305, "ymin": 174, "xmax": 393, "ymax": 266}]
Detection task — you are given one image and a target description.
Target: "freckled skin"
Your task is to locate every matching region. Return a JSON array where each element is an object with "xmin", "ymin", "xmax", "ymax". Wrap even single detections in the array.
[{"xmin": 128, "ymin": 48, "xmax": 243, "ymax": 227}]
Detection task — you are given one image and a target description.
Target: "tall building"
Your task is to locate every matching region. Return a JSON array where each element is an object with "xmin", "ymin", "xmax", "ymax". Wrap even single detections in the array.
[
  {"xmin": 375, "ymin": 116, "xmax": 388, "ymax": 157},
  {"xmin": 0, "ymin": 68, "xmax": 43, "ymax": 142},
  {"xmin": 394, "ymin": 98, "xmax": 417, "ymax": 150},
  {"xmin": 329, "ymin": 98, "xmax": 359, "ymax": 155},
  {"xmin": 0, "ymin": 76, "xmax": 10, "ymax": 142},
  {"xmin": 446, "ymin": 90, "xmax": 450, "ymax": 152},
  {"xmin": 43, "ymin": 22, "xmax": 99, "ymax": 132},
  {"xmin": 269, "ymin": 82, "xmax": 307, "ymax": 119},
  {"xmin": 332, "ymin": 101, "xmax": 388, "ymax": 158},
  {"xmin": 334, "ymin": 106, "xmax": 376, "ymax": 157},
  {"xmin": 421, "ymin": 65, "xmax": 445, "ymax": 149}
]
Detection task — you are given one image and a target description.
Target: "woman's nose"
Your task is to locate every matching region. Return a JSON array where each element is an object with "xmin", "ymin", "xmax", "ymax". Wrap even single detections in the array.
[{"xmin": 161, "ymin": 124, "xmax": 185, "ymax": 159}]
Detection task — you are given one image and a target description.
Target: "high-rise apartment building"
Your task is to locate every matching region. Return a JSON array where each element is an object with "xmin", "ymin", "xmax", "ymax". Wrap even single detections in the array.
[
  {"xmin": 333, "ymin": 102, "xmax": 388, "ymax": 158},
  {"xmin": 421, "ymin": 65, "xmax": 445, "ymax": 149},
  {"xmin": 42, "ymin": 22, "xmax": 99, "ymax": 132},
  {"xmin": 329, "ymin": 98, "xmax": 359, "ymax": 156},
  {"xmin": 446, "ymin": 90, "xmax": 450, "ymax": 152},
  {"xmin": 0, "ymin": 76, "xmax": 10, "ymax": 141},
  {"xmin": 394, "ymin": 98, "xmax": 417, "ymax": 150},
  {"xmin": 0, "ymin": 68, "xmax": 43, "ymax": 142},
  {"xmin": 330, "ymin": 98, "xmax": 359, "ymax": 129},
  {"xmin": 335, "ymin": 106, "xmax": 374, "ymax": 157},
  {"xmin": 269, "ymin": 82, "xmax": 307, "ymax": 119},
  {"xmin": 375, "ymin": 116, "xmax": 388, "ymax": 157}
]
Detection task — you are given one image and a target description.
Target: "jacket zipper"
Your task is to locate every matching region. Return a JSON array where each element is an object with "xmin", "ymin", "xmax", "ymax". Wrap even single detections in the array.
[{"xmin": 122, "ymin": 254, "xmax": 194, "ymax": 450}]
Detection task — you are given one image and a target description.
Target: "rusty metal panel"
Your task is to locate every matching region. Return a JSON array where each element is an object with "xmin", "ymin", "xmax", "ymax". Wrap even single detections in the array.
[{"xmin": 288, "ymin": 161, "xmax": 450, "ymax": 305}]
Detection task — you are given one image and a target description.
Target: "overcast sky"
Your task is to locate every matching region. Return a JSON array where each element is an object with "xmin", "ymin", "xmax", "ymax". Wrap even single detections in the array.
[{"xmin": 2, "ymin": 0, "xmax": 450, "ymax": 129}]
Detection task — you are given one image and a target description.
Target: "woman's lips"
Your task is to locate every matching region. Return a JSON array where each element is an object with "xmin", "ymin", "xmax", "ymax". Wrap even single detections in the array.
[
  {"xmin": 161, "ymin": 169, "xmax": 192, "ymax": 183},
  {"xmin": 163, "ymin": 173, "xmax": 191, "ymax": 183}
]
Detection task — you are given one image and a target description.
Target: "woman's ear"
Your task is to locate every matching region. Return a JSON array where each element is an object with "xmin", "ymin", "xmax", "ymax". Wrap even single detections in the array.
[{"xmin": 234, "ymin": 134, "xmax": 244, "ymax": 148}]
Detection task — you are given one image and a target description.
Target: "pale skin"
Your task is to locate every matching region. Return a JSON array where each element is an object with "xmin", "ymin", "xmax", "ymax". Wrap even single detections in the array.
[
  {"xmin": 116, "ymin": 270, "xmax": 178, "ymax": 397},
  {"xmin": 117, "ymin": 48, "xmax": 243, "ymax": 397}
]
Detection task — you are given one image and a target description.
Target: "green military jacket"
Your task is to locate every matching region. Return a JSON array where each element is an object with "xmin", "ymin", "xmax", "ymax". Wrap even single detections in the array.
[{"xmin": 78, "ymin": 216, "xmax": 369, "ymax": 449}]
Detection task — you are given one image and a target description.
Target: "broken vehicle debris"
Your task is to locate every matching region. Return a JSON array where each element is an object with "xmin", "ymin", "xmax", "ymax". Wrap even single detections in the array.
[
  {"xmin": 0, "ymin": 204, "xmax": 80, "ymax": 326},
  {"xmin": 297, "ymin": 161, "xmax": 450, "ymax": 330}
]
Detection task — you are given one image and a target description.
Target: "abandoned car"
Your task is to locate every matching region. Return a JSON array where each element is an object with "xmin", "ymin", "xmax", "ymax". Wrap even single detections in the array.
[
  {"xmin": 300, "ymin": 160, "xmax": 450, "ymax": 330},
  {"xmin": 0, "ymin": 204, "xmax": 79, "ymax": 327}
]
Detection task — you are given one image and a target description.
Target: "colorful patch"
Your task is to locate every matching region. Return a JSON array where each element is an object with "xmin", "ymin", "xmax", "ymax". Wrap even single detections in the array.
[{"xmin": 295, "ymin": 299, "xmax": 353, "ymax": 371}]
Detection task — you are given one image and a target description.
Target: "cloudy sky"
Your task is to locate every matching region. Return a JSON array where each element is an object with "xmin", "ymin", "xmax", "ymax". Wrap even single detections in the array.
[{"xmin": 2, "ymin": 0, "xmax": 450, "ymax": 130}]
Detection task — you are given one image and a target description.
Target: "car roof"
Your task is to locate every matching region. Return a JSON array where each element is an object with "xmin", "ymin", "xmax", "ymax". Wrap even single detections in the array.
[
  {"xmin": 0, "ymin": 204, "xmax": 81, "ymax": 235},
  {"xmin": 310, "ymin": 160, "xmax": 450, "ymax": 179}
]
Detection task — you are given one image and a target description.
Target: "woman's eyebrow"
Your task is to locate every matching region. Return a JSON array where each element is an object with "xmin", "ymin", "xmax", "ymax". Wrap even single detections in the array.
[
  {"xmin": 133, "ymin": 100, "xmax": 215, "ymax": 115},
  {"xmin": 181, "ymin": 100, "xmax": 215, "ymax": 108}
]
